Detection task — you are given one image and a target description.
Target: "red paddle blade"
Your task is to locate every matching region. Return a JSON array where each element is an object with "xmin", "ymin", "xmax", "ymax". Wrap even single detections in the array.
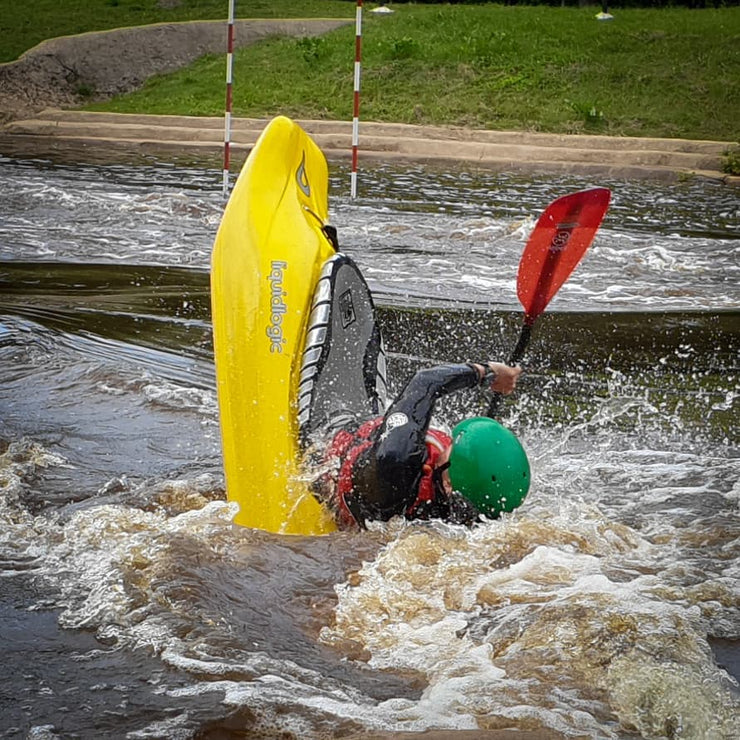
[{"xmin": 517, "ymin": 187, "xmax": 611, "ymax": 323}]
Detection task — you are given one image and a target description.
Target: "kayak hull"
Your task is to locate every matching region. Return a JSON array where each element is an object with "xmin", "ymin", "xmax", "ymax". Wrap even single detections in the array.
[{"xmin": 211, "ymin": 116, "xmax": 337, "ymax": 534}]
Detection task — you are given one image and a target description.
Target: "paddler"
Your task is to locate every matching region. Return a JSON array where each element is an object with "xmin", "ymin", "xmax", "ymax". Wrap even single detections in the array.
[{"xmin": 308, "ymin": 361, "xmax": 528, "ymax": 529}]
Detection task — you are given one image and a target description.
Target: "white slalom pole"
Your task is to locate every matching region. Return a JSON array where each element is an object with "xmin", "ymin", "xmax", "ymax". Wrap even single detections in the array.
[
  {"xmin": 350, "ymin": 0, "xmax": 363, "ymax": 199},
  {"xmin": 222, "ymin": 0, "xmax": 235, "ymax": 198}
]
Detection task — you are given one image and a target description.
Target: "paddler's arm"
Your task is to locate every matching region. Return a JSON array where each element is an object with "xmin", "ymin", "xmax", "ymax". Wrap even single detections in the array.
[
  {"xmin": 360, "ymin": 362, "xmax": 519, "ymax": 518},
  {"xmin": 379, "ymin": 361, "xmax": 521, "ymax": 442}
]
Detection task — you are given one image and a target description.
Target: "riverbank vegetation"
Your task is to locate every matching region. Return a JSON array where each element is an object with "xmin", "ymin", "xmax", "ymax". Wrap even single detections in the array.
[
  {"xmin": 3, "ymin": 2, "xmax": 738, "ymax": 141},
  {"xmin": 0, "ymin": 0, "xmax": 352, "ymax": 64}
]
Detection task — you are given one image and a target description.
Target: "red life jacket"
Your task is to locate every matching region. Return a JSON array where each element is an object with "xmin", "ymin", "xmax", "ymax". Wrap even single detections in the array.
[
  {"xmin": 322, "ymin": 419, "xmax": 451, "ymax": 529},
  {"xmin": 406, "ymin": 427, "xmax": 452, "ymax": 517}
]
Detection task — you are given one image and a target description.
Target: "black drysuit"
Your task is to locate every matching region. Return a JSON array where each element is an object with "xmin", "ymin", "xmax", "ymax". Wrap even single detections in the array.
[{"xmin": 343, "ymin": 363, "xmax": 483, "ymax": 526}]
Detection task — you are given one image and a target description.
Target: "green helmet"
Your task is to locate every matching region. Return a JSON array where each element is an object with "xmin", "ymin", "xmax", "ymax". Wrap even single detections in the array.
[{"xmin": 448, "ymin": 416, "xmax": 530, "ymax": 519}]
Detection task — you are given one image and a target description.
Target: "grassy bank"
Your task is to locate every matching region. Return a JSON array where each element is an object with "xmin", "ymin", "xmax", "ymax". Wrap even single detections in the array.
[
  {"xmin": 89, "ymin": 5, "xmax": 739, "ymax": 141},
  {"xmin": 3, "ymin": 2, "xmax": 739, "ymax": 142},
  {"xmin": 0, "ymin": 0, "xmax": 351, "ymax": 64}
]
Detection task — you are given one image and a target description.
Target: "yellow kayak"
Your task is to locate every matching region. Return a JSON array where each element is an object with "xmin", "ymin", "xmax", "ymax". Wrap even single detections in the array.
[{"xmin": 211, "ymin": 116, "xmax": 338, "ymax": 535}]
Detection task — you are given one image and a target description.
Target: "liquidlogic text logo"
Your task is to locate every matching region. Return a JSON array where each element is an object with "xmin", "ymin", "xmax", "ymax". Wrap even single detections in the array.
[{"xmin": 266, "ymin": 260, "xmax": 288, "ymax": 353}]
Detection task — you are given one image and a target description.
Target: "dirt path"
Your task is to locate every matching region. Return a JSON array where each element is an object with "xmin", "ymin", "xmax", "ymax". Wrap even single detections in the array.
[
  {"xmin": 0, "ymin": 19, "xmax": 350, "ymax": 124},
  {"xmin": 0, "ymin": 20, "xmax": 735, "ymax": 184}
]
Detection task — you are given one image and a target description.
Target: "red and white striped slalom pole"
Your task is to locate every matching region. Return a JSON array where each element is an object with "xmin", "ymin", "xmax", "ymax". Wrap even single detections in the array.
[
  {"xmin": 350, "ymin": 0, "xmax": 363, "ymax": 199},
  {"xmin": 222, "ymin": 0, "xmax": 236, "ymax": 198}
]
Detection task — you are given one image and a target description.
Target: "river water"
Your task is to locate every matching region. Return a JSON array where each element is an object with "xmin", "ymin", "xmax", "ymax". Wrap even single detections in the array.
[{"xmin": 0, "ymin": 154, "xmax": 738, "ymax": 740}]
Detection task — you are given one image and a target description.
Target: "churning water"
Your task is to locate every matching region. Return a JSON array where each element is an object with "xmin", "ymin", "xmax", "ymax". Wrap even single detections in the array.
[{"xmin": 0, "ymin": 154, "xmax": 738, "ymax": 739}]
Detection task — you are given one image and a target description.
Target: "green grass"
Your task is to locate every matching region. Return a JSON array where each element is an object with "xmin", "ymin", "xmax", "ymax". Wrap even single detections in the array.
[
  {"xmin": 3, "ymin": 2, "xmax": 739, "ymax": 141},
  {"xmin": 0, "ymin": 0, "xmax": 352, "ymax": 64}
]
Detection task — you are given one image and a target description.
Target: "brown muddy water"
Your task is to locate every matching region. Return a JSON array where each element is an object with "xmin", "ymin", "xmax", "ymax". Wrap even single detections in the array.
[{"xmin": 0, "ymin": 155, "xmax": 738, "ymax": 739}]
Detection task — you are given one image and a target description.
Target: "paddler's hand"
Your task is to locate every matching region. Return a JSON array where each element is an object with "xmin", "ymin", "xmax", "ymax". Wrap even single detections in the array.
[{"xmin": 472, "ymin": 362, "xmax": 522, "ymax": 395}]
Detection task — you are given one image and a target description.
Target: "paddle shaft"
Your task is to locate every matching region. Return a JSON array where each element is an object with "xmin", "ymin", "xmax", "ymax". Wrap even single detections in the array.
[{"xmin": 486, "ymin": 323, "xmax": 532, "ymax": 418}]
